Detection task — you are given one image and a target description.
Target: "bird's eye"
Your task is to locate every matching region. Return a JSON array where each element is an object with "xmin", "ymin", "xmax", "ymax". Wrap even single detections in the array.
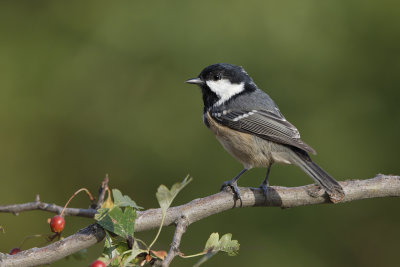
[{"xmin": 213, "ymin": 74, "xmax": 221, "ymax": 81}]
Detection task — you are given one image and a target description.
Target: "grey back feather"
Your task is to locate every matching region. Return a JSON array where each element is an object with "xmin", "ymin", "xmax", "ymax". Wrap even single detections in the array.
[{"xmin": 210, "ymin": 89, "xmax": 317, "ymax": 154}]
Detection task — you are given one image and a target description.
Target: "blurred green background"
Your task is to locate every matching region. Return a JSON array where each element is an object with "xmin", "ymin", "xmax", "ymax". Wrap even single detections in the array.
[{"xmin": 1, "ymin": 1, "xmax": 399, "ymax": 266}]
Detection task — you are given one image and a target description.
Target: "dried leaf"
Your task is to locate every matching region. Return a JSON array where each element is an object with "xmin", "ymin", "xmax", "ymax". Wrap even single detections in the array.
[
  {"xmin": 101, "ymin": 191, "xmax": 114, "ymax": 209},
  {"xmin": 151, "ymin": 250, "xmax": 167, "ymax": 260},
  {"xmin": 145, "ymin": 254, "xmax": 153, "ymax": 262}
]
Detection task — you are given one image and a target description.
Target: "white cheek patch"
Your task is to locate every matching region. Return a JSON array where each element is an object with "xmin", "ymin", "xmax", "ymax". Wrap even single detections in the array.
[{"xmin": 206, "ymin": 79, "xmax": 245, "ymax": 106}]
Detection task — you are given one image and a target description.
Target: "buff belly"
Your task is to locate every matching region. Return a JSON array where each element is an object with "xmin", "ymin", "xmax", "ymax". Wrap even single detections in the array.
[{"xmin": 205, "ymin": 112, "xmax": 292, "ymax": 169}]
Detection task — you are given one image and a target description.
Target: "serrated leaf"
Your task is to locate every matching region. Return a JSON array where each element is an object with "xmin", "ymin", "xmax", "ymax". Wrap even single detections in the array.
[
  {"xmin": 96, "ymin": 206, "xmax": 136, "ymax": 239},
  {"xmin": 156, "ymin": 175, "xmax": 192, "ymax": 214},
  {"xmin": 195, "ymin": 232, "xmax": 240, "ymax": 266},
  {"xmin": 218, "ymin": 233, "xmax": 239, "ymax": 256},
  {"xmin": 112, "ymin": 189, "xmax": 143, "ymax": 209}
]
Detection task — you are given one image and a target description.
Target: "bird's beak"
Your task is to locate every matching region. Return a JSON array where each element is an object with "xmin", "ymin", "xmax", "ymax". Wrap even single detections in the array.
[{"xmin": 185, "ymin": 77, "xmax": 204, "ymax": 85}]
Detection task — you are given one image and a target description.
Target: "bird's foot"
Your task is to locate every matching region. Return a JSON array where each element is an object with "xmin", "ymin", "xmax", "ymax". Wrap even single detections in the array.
[
  {"xmin": 220, "ymin": 180, "xmax": 242, "ymax": 207},
  {"xmin": 259, "ymin": 183, "xmax": 269, "ymax": 205}
]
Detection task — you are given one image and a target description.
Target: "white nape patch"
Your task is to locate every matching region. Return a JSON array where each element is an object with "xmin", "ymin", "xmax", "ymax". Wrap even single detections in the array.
[
  {"xmin": 206, "ymin": 79, "xmax": 245, "ymax": 106},
  {"xmin": 240, "ymin": 67, "xmax": 248, "ymax": 75}
]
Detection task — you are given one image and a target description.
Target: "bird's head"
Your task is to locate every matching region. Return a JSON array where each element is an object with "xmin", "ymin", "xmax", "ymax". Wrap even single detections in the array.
[{"xmin": 186, "ymin": 63, "xmax": 257, "ymax": 108}]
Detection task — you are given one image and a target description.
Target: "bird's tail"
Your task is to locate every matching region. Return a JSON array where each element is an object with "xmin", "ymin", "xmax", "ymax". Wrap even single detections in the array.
[{"xmin": 291, "ymin": 149, "xmax": 345, "ymax": 203}]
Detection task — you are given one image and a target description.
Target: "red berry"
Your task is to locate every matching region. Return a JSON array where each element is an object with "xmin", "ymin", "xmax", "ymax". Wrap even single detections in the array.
[
  {"xmin": 9, "ymin": 248, "xmax": 21, "ymax": 255},
  {"xmin": 50, "ymin": 215, "xmax": 65, "ymax": 233},
  {"xmin": 90, "ymin": 260, "xmax": 106, "ymax": 267}
]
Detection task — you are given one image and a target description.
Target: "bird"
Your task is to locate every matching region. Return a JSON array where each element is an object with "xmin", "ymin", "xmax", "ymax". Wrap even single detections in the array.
[{"xmin": 185, "ymin": 63, "xmax": 344, "ymax": 205}]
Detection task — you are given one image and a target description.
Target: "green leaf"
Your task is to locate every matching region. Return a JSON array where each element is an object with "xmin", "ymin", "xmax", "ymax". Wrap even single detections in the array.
[
  {"xmin": 96, "ymin": 189, "xmax": 142, "ymax": 265},
  {"xmin": 195, "ymin": 232, "xmax": 240, "ymax": 266},
  {"xmin": 96, "ymin": 206, "xmax": 137, "ymax": 239},
  {"xmin": 148, "ymin": 176, "xmax": 192, "ymax": 251},
  {"xmin": 203, "ymin": 233, "xmax": 239, "ymax": 255},
  {"xmin": 102, "ymin": 233, "xmax": 133, "ymax": 266},
  {"xmin": 122, "ymin": 240, "xmax": 147, "ymax": 267},
  {"xmin": 156, "ymin": 175, "xmax": 192, "ymax": 214},
  {"xmin": 94, "ymin": 208, "xmax": 109, "ymax": 221},
  {"xmin": 112, "ymin": 189, "xmax": 143, "ymax": 209},
  {"xmin": 103, "ymin": 233, "xmax": 113, "ymax": 254},
  {"xmin": 218, "ymin": 233, "xmax": 240, "ymax": 256},
  {"xmin": 103, "ymin": 234, "xmax": 129, "ymax": 258},
  {"xmin": 204, "ymin": 232, "xmax": 220, "ymax": 251},
  {"xmin": 103, "ymin": 232, "xmax": 118, "ymax": 259}
]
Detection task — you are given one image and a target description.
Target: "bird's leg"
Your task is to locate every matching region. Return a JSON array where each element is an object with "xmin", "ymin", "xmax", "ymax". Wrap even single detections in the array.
[
  {"xmin": 259, "ymin": 164, "xmax": 271, "ymax": 205},
  {"xmin": 220, "ymin": 168, "xmax": 248, "ymax": 207}
]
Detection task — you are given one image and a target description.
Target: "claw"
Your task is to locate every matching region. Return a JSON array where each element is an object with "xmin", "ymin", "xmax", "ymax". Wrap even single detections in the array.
[
  {"xmin": 219, "ymin": 168, "xmax": 247, "ymax": 207},
  {"xmin": 259, "ymin": 183, "xmax": 268, "ymax": 205},
  {"xmin": 259, "ymin": 165, "xmax": 271, "ymax": 205},
  {"xmin": 220, "ymin": 180, "xmax": 243, "ymax": 207}
]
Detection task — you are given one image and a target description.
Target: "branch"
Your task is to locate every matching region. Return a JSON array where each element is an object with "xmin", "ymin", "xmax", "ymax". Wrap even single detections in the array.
[
  {"xmin": 0, "ymin": 224, "xmax": 105, "ymax": 267},
  {"xmin": 1, "ymin": 175, "xmax": 399, "ymax": 266},
  {"xmin": 95, "ymin": 174, "xmax": 109, "ymax": 209},
  {"xmin": 0, "ymin": 175, "xmax": 109, "ymax": 217},
  {"xmin": 0, "ymin": 195, "xmax": 96, "ymax": 218},
  {"xmin": 159, "ymin": 215, "xmax": 189, "ymax": 267}
]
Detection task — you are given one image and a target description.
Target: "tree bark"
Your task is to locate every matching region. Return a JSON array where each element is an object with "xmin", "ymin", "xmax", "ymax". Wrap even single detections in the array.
[{"xmin": 0, "ymin": 175, "xmax": 399, "ymax": 267}]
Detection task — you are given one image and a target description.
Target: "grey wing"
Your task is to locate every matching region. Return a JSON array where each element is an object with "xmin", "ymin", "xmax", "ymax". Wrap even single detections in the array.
[{"xmin": 211, "ymin": 109, "xmax": 317, "ymax": 154}]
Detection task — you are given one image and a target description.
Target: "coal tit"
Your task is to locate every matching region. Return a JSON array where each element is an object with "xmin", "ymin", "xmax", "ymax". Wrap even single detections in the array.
[{"xmin": 186, "ymin": 63, "xmax": 344, "ymax": 205}]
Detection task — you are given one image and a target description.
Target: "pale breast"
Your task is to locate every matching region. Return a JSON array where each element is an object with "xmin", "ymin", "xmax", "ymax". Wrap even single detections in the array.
[{"xmin": 204, "ymin": 111, "xmax": 276, "ymax": 169}]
